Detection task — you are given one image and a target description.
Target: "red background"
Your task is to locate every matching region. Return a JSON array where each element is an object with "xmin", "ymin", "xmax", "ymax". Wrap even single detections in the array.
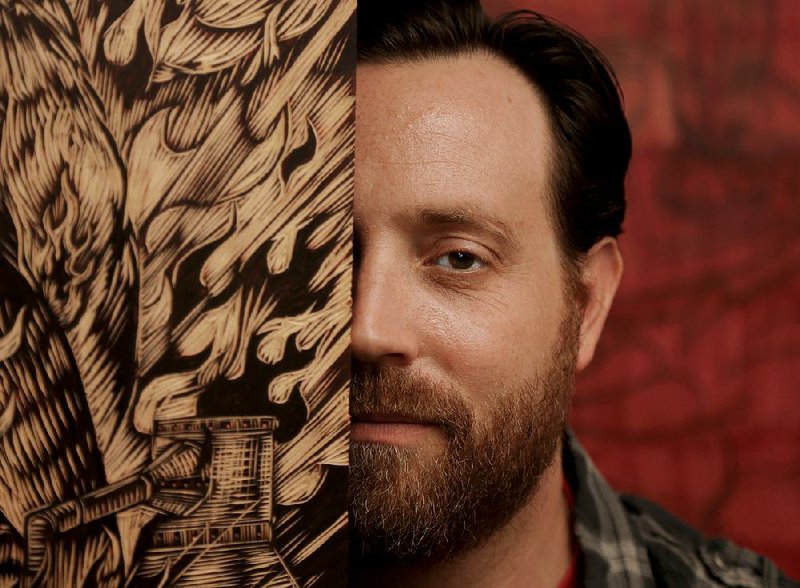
[{"xmin": 483, "ymin": 0, "xmax": 800, "ymax": 576}]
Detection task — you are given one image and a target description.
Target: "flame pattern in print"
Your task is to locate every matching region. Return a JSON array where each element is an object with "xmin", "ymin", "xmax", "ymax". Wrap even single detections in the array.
[{"xmin": 0, "ymin": 0, "xmax": 353, "ymax": 585}]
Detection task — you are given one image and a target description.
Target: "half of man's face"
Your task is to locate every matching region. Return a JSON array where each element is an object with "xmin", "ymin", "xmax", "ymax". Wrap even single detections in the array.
[{"xmin": 350, "ymin": 53, "xmax": 581, "ymax": 563}]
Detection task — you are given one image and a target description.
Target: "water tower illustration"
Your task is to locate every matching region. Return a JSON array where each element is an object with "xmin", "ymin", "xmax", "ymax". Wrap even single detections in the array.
[{"xmin": 25, "ymin": 415, "xmax": 299, "ymax": 587}]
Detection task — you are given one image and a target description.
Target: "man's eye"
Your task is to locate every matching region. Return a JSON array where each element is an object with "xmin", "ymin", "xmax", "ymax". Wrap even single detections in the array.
[{"xmin": 434, "ymin": 251, "xmax": 485, "ymax": 271}]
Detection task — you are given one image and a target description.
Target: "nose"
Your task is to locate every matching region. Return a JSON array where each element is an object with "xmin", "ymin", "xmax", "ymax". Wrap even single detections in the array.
[{"xmin": 351, "ymin": 255, "xmax": 419, "ymax": 366}]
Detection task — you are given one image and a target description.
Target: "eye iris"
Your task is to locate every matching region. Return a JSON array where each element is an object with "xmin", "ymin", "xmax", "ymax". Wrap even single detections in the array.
[{"xmin": 448, "ymin": 251, "xmax": 475, "ymax": 270}]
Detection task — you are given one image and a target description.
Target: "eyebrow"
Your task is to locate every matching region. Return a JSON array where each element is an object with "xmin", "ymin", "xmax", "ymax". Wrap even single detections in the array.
[{"xmin": 411, "ymin": 205, "xmax": 522, "ymax": 253}]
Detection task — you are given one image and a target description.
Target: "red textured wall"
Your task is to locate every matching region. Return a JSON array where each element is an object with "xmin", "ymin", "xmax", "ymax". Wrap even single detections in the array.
[{"xmin": 483, "ymin": 0, "xmax": 800, "ymax": 576}]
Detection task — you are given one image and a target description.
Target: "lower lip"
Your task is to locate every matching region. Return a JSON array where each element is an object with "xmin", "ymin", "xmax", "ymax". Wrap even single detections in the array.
[{"xmin": 350, "ymin": 421, "xmax": 442, "ymax": 444}]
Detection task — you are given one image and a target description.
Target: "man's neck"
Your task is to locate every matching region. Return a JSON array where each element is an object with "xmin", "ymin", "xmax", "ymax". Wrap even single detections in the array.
[{"xmin": 353, "ymin": 450, "xmax": 572, "ymax": 588}]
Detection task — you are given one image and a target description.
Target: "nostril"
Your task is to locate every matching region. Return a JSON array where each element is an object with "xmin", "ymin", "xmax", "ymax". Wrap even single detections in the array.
[{"xmin": 351, "ymin": 310, "xmax": 417, "ymax": 365}]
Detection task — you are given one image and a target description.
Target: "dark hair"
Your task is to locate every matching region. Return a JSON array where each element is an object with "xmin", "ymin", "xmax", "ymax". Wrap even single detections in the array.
[{"xmin": 358, "ymin": 0, "xmax": 632, "ymax": 278}]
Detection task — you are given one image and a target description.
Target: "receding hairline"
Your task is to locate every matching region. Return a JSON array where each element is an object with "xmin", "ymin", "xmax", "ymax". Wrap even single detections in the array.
[{"xmin": 360, "ymin": 49, "xmax": 562, "ymax": 240}]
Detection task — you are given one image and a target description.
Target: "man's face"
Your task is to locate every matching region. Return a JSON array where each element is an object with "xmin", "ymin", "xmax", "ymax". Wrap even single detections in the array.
[{"xmin": 350, "ymin": 53, "xmax": 580, "ymax": 560}]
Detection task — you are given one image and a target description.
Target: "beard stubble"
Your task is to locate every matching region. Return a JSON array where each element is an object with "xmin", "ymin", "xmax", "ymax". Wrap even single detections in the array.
[{"xmin": 349, "ymin": 307, "xmax": 581, "ymax": 565}]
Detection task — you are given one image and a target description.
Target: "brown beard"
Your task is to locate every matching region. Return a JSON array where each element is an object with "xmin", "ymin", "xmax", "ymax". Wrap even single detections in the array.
[{"xmin": 349, "ymin": 308, "xmax": 580, "ymax": 566}]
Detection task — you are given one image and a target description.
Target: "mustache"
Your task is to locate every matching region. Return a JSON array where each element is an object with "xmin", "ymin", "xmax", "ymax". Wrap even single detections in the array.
[{"xmin": 350, "ymin": 363, "xmax": 472, "ymax": 437}]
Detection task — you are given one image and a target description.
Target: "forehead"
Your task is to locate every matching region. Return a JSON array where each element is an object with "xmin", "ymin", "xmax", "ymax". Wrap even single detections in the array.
[{"xmin": 355, "ymin": 53, "xmax": 554, "ymax": 239}]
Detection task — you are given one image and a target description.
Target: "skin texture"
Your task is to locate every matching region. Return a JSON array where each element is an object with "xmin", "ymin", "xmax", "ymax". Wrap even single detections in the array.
[{"xmin": 351, "ymin": 53, "xmax": 623, "ymax": 587}]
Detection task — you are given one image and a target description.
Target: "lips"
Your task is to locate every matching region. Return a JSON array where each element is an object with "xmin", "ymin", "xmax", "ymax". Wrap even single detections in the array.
[{"xmin": 349, "ymin": 413, "xmax": 445, "ymax": 445}]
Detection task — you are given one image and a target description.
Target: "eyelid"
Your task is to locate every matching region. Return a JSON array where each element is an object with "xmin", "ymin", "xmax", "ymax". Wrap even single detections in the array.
[
  {"xmin": 427, "ymin": 238, "xmax": 495, "ymax": 269},
  {"xmin": 416, "ymin": 233, "xmax": 500, "ymax": 275}
]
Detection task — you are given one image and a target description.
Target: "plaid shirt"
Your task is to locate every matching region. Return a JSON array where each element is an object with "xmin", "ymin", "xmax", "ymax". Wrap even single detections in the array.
[{"xmin": 564, "ymin": 431, "xmax": 798, "ymax": 588}]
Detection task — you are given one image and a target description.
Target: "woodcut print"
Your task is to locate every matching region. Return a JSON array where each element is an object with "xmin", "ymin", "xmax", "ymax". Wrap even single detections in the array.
[{"xmin": 0, "ymin": 0, "xmax": 354, "ymax": 585}]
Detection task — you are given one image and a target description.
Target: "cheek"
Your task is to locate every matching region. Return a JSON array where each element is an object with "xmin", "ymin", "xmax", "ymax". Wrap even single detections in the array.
[{"xmin": 416, "ymin": 283, "xmax": 563, "ymax": 399}]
